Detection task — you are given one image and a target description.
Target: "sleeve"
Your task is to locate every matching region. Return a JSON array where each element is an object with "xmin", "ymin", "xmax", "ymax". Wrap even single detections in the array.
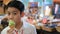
[
  {"xmin": 1, "ymin": 26, "xmax": 9, "ymax": 34},
  {"xmin": 1, "ymin": 29, "xmax": 7, "ymax": 34}
]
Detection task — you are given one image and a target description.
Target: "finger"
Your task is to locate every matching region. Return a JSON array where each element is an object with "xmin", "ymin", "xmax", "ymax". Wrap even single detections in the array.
[{"xmin": 7, "ymin": 29, "xmax": 14, "ymax": 34}]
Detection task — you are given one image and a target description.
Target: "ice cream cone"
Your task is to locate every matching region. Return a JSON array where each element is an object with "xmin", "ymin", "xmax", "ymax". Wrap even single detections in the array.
[{"xmin": 8, "ymin": 20, "xmax": 15, "ymax": 29}]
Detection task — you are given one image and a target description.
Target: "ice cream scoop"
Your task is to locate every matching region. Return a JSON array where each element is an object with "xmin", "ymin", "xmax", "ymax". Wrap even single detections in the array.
[{"xmin": 9, "ymin": 20, "xmax": 15, "ymax": 28}]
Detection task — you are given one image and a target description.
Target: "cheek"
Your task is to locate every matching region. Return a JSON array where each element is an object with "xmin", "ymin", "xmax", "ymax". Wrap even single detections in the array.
[{"xmin": 14, "ymin": 14, "xmax": 21, "ymax": 22}]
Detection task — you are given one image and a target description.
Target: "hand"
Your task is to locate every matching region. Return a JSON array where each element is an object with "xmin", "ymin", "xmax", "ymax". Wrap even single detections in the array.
[{"xmin": 7, "ymin": 29, "xmax": 14, "ymax": 34}]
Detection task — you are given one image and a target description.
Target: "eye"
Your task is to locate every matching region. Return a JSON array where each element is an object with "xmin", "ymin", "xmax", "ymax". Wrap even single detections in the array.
[
  {"xmin": 13, "ymin": 12, "xmax": 17, "ymax": 15},
  {"xmin": 7, "ymin": 12, "xmax": 10, "ymax": 15}
]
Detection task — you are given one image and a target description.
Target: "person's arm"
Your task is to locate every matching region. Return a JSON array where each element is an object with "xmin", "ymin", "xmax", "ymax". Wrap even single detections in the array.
[{"xmin": 0, "ymin": 15, "xmax": 8, "ymax": 25}]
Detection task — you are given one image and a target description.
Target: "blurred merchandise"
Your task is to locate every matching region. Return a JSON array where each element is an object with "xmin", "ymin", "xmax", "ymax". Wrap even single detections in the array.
[
  {"xmin": 44, "ymin": 6, "xmax": 52, "ymax": 16},
  {"xmin": 42, "ymin": 18, "xmax": 47, "ymax": 24}
]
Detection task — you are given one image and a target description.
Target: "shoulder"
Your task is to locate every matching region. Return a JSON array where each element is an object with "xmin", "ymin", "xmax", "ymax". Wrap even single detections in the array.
[{"xmin": 1, "ymin": 26, "xmax": 10, "ymax": 34}]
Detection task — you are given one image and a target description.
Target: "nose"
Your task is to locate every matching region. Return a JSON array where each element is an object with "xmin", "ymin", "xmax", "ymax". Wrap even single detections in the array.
[{"xmin": 9, "ymin": 14, "xmax": 13, "ymax": 20}]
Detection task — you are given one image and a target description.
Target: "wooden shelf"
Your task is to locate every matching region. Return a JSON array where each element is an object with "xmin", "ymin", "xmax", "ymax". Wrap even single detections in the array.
[{"xmin": 3, "ymin": 0, "xmax": 11, "ymax": 5}]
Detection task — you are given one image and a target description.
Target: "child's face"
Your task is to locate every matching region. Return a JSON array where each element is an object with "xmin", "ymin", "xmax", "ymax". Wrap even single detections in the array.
[{"xmin": 6, "ymin": 7, "xmax": 22, "ymax": 24}]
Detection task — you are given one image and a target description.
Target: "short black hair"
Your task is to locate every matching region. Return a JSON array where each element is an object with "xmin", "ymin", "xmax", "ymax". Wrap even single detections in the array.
[{"xmin": 7, "ymin": 0, "xmax": 25, "ymax": 13}]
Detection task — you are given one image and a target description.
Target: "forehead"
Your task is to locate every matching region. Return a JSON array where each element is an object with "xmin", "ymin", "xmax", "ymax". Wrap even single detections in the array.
[{"xmin": 7, "ymin": 7, "xmax": 20, "ymax": 12}]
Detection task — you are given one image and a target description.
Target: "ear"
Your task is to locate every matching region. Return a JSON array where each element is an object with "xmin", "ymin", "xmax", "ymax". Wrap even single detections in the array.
[{"xmin": 21, "ymin": 12, "xmax": 25, "ymax": 17}]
